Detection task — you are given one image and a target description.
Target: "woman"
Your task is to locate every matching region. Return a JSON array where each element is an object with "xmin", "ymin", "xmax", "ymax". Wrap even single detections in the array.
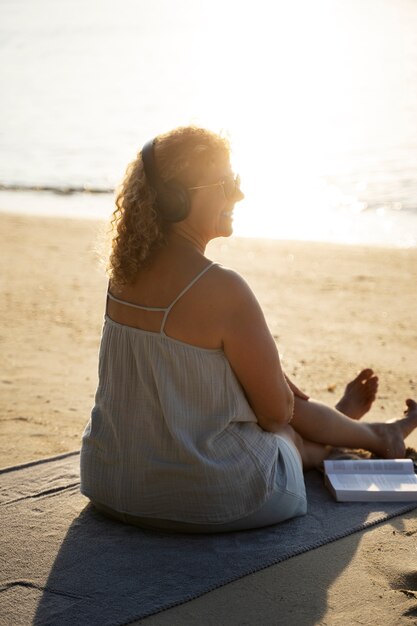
[{"xmin": 80, "ymin": 126, "xmax": 417, "ymax": 533}]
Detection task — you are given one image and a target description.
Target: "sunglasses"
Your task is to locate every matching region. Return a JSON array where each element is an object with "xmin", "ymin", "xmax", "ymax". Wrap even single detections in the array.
[{"xmin": 188, "ymin": 174, "xmax": 241, "ymax": 201}]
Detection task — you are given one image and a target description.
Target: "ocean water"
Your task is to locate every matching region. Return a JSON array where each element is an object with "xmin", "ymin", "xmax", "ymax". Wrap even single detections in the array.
[{"xmin": 1, "ymin": 0, "xmax": 417, "ymax": 246}]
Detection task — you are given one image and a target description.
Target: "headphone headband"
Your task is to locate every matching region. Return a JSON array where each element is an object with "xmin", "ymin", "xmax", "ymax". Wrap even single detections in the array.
[
  {"xmin": 141, "ymin": 139, "xmax": 160, "ymax": 197},
  {"xmin": 141, "ymin": 138, "xmax": 190, "ymax": 222}
]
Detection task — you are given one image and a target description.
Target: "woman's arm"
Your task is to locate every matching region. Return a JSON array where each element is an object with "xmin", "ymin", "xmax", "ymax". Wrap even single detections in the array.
[
  {"xmin": 218, "ymin": 268, "xmax": 294, "ymax": 431},
  {"xmin": 284, "ymin": 374, "xmax": 309, "ymax": 401}
]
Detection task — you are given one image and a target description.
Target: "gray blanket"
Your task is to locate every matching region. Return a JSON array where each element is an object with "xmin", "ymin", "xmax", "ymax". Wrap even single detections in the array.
[{"xmin": 1, "ymin": 451, "xmax": 415, "ymax": 626}]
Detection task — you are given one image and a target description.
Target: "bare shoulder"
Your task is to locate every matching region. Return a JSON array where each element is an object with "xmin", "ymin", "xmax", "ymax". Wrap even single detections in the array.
[
  {"xmin": 203, "ymin": 263, "xmax": 267, "ymax": 337},
  {"xmin": 207, "ymin": 264, "xmax": 258, "ymax": 307}
]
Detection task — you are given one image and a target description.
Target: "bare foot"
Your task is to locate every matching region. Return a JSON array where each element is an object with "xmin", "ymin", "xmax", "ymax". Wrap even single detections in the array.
[
  {"xmin": 368, "ymin": 399, "xmax": 417, "ymax": 458},
  {"xmin": 335, "ymin": 369, "xmax": 378, "ymax": 420}
]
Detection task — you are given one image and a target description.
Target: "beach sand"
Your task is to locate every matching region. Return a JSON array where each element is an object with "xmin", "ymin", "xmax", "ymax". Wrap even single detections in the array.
[{"xmin": 1, "ymin": 211, "xmax": 417, "ymax": 624}]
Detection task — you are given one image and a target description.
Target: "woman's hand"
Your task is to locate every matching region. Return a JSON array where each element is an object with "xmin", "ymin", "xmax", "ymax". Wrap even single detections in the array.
[{"xmin": 284, "ymin": 374, "xmax": 309, "ymax": 401}]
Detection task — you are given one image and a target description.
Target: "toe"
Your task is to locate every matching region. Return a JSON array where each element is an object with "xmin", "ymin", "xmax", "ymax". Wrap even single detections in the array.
[{"xmin": 357, "ymin": 368, "xmax": 374, "ymax": 382}]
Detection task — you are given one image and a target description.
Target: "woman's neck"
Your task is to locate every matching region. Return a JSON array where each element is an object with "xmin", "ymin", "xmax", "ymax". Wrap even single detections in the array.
[{"xmin": 166, "ymin": 228, "xmax": 207, "ymax": 256}]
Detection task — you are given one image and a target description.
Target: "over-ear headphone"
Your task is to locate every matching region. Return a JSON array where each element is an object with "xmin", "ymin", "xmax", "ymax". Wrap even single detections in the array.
[{"xmin": 141, "ymin": 139, "xmax": 191, "ymax": 222}]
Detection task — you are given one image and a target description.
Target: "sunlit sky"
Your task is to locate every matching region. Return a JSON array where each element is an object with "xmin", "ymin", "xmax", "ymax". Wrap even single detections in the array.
[
  {"xmin": 1, "ymin": 0, "xmax": 416, "ymax": 244},
  {"xmin": 175, "ymin": 1, "xmax": 416, "ymax": 239}
]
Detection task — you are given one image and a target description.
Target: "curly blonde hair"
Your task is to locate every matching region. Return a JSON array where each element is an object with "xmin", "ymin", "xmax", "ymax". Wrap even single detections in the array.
[{"xmin": 108, "ymin": 126, "xmax": 231, "ymax": 285}]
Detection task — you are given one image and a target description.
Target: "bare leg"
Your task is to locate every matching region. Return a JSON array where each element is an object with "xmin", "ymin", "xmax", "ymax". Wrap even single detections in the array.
[
  {"xmin": 286, "ymin": 398, "xmax": 417, "ymax": 469},
  {"xmin": 279, "ymin": 426, "xmax": 331, "ymax": 470},
  {"xmin": 335, "ymin": 368, "xmax": 378, "ymax": 419}
]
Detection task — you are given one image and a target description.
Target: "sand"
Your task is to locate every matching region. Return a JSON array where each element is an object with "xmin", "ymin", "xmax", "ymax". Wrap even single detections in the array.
[{"xmin": 1, "ymin": 211, "xmax": 417, "ymax": 624}]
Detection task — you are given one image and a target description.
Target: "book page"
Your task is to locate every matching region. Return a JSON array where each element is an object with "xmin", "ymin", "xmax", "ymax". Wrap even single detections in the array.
[
  {"xmin": 323, "ymin": 459, "xmax": 414, "ymax": 475},
  {"xmin": 328, "ymin": 473, "xmax": 417, "ymax": 492}
]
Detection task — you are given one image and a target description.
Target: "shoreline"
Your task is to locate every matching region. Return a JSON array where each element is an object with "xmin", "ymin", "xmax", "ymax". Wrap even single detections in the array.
[
  {"xmin": 2, "ymin": 210, "xmax": 417, "ymax": 625},
  {"xmin": 1, "ymin": 190, "xmax": 417, "ymax": 249}
]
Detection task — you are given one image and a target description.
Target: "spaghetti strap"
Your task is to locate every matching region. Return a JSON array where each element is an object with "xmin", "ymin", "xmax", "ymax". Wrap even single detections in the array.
[
  {"xmin": 106, "ymin": 262, "xmax": 217, "ymax": 333},
  {"xmin": 160, "ymin": 262, "xmax": 216, "ymax": 333},
  {"xmin": 107, "ymin": 291, "xmax": 166, "ymax": 312}
]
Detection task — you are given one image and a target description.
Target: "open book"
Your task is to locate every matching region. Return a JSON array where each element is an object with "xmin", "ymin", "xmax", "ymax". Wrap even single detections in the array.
[{"xmin": 323, "ymin": 458, "xmax": 417, "ymax": 502}]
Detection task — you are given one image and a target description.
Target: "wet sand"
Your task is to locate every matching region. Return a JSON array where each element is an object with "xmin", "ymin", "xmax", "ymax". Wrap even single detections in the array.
[{"xmin": 1, "ymin": 211, "xmax": 417, "ymax": 625}]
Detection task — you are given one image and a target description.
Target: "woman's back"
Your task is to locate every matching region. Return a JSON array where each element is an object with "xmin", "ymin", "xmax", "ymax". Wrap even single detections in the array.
[
  {"xmin": 80, "ymin": 259, "xmax": 281, "ymax": 523},
  {"xmin": 107, "ymin": 242, "xmax": 232, "ymax": 350}
]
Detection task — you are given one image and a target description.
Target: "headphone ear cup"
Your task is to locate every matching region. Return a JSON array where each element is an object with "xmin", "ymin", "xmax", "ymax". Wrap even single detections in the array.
[{"xmin": 157, "ymin": 181, "xmax": 190, "ymax": 222}]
